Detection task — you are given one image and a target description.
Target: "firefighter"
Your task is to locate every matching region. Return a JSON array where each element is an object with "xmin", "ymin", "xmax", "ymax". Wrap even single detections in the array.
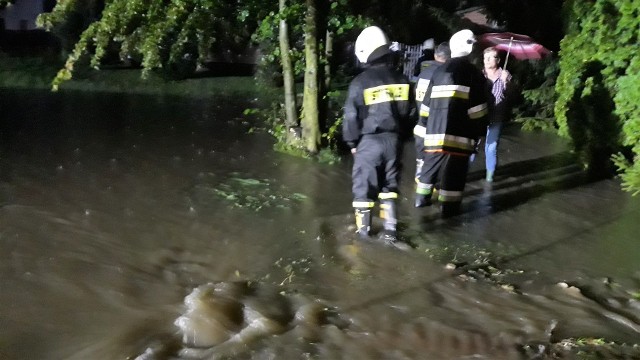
[
  {"xmin": 343, "ymin": 26, "xmax": 413, "ymax": 245},
  {"xmin": 413, "ymin": 42, "xmax": 451, "ymax": 187},
  {"xmin": 414, "ymin": 29, "xmax": 489, "ymax": 217},
  {"xmin": 412, "ymin": 38, "xmax": 435, "ymax": 78}
]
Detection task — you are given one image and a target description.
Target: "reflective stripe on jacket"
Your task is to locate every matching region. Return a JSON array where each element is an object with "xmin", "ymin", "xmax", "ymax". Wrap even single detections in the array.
[
  {"xmin": 343, "ymin": 63, "xmax": 413, "ymax": 148},
  {"xmin": 418, "ymin": 57, "xmax": 488, "ymax": 155}
]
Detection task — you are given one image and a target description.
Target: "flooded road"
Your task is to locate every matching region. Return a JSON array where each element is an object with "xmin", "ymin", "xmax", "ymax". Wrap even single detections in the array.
[{"xmin": 0, "ymin": 89, "xmax": 639, "ymax": 359}]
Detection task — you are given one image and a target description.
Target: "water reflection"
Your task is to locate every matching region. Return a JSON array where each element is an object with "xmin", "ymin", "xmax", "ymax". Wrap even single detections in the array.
[{"xmin": 0, "ymin": 90, "xmax": 639, "ymax": 359}]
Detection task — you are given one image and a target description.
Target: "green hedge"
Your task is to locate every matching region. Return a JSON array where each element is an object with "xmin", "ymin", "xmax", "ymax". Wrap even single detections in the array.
[{"xmin": 555, "ymin": 0, "xmax": 640, "ymax": 192}]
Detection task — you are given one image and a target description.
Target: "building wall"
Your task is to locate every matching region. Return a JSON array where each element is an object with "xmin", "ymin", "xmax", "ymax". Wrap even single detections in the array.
[{"xmin": 0, "ymin": 0, "xmax": 44, "ymax": 31}]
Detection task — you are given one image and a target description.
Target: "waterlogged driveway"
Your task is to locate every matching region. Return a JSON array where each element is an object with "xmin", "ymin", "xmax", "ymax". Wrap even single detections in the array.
[{"xmin": 0, "ymin": 89, "xmax": 638, "ymax": 359}]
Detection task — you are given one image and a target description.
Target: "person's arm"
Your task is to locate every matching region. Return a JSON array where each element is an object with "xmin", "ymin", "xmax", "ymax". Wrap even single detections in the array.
[
  {"xmin": 501, "ymin": 68, "xmax": 521, "ymax": 107},
  {"xmin": 500, "ymin": 68, "xmax": 511, "ymax": 80},
  {"xmin": 469, "ymin": 70, "xmax": 490, "ymax": 138},
  {"xmin": 343, "ymin": 82, "xmax": 362, "ymax": 154},
  {"xmin": 414, "ymin": 76, "xmax": 433, "ymax": 142},
  {"xmin": 500, "ymin": 68, "xmax": 512, "ymax": 90}
]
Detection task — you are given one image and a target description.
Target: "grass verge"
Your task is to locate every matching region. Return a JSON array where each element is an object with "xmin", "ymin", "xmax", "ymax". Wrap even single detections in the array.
[{"xmin": 0, "ymin": 55, "xmax": 265, "ymax": 99}]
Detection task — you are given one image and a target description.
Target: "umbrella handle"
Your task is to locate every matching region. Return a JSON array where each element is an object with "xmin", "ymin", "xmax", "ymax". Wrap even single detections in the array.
[{"xmin": 503, "ymin": 37, "xmax": 513, "ymax": 69}]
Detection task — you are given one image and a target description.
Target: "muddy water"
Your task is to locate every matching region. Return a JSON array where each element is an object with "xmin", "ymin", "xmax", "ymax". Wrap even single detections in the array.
[{"xmin": 0, "ymin": 89, "xmax": 639, "ymax": 360}]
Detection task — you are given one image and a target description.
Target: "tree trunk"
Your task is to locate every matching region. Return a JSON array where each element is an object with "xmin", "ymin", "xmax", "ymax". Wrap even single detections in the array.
[
  {"xmin": 324, "ymin": 29, "xmax": 333, "ymax": 90},
  {"xmin": 301, "ymin": 0, "xmax": 320, "ymax": 153},
  {"xmin": 279, "ymin": 0, "xmax": 297, "ymax": 131}
]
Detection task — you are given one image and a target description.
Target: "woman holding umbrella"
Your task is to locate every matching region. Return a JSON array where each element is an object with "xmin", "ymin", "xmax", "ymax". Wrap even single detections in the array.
[
  {"xmin": 475, "ymin": 33, "xmax": 550, "ymax": 182},
  {"xmin": 477, "ymin": 46, "xmax": 514, "ymax": 182}
]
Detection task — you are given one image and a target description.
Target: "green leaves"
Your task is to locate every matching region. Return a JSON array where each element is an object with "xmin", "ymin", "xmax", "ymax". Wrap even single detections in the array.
[
  {"xmin": 556, "ymin": 0, "xmax": 640, "ymax": 188},
  {"xmin": 43, "ymin": 0, "xmax": 267, "ymax": 88}
]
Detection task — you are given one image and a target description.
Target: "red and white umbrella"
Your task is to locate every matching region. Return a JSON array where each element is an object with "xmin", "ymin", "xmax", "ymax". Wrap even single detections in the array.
[{"xmin": 478, "ymin": 32, "xmax": 551, "ymax": 68}]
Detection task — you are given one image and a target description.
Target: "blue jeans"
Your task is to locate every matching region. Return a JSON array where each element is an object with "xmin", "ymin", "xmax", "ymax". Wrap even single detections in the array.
[
  {"xmin": 484, "ymin": 122, "xmax": 503, "ymax": 173},
  {"xmin": 469, "ymin": 122, "xmax": 503, "ymax": 172}
]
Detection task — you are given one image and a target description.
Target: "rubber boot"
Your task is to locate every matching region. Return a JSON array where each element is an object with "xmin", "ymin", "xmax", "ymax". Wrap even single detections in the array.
[
  {"xmin": 354, "ymin": 208, "xmax": 371, "ymax": 239},
  {"xmin": 380, "ymin": 200, "xmax": 411, "ymax": 250},
  {"xmin": 440, "ymin": 201, "xmax": 461, "ymax": 219},
  {"xmin": 414, "ymin": 193, "xmax": 432, "ymax": 208},
  {"xmin": 415, "ymin": 159, "xmax": 424, "ymax": 180},
  {"xmin": 380, "ymin": 200, "xmax": 397, "ymax": 238}
]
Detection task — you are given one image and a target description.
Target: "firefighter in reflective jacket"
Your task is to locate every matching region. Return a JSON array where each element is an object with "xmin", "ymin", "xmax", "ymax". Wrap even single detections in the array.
[
  {"xmin": 414, "ymin": 29, "xmax": 489, "ymax": 217},
  {"xmin": 343, "ymin": 26, "xmax": 413, "ymax": 243},
  {"xmin": 413, "ymin": 42, "xmax": 450, "ymax": 182}
]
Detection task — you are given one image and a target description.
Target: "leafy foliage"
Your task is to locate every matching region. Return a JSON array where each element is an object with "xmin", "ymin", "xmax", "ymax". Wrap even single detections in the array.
[
  {"xmin": 512, "ymin": 57, "xmax": 560, "ymax": 132},
  {"xmin": 252, "ymin": 0, "xmax": 367, "ymax": 84},
  {"xmin": 555, "ymin": 0, "xmax": 639, "ymax": 188},
  {"xmin": 244, "ymin": 103, "xmax": 310, "ymax": 158},
  {"xmin": 38, "ymin": 0, "xmax": 272, "ymax": 89}
]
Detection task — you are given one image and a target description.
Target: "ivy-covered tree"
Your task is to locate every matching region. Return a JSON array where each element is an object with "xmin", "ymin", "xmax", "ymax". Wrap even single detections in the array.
[
  {"xmin": 278, "ymin": 0, "xmax": 297, "ymax": 131},
  {"xmin": 253, "ymin": 0, "xmax": 367, "ymax": 154},
  {"xmin": 300, "ymin": 0, "xmax": 320, "ymax": 153},
  {"xmin": 555, "ymin": 0, "xmax": 640, "ymax": 192}
]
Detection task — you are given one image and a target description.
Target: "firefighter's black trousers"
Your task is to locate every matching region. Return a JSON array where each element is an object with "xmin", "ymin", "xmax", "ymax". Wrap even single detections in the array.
[
  {"xmin": 416, "ymin": 152, "xmax": 470, "ymax": 204},
  {"xmin": 351, "ymin": 133, "xmax": 401, "ymax": 204}
]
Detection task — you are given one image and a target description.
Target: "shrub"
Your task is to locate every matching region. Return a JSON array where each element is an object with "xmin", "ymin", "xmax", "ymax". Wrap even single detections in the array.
[{"xmin": 556, "ymin": 0, "xmax": 640, "ymax": 187}]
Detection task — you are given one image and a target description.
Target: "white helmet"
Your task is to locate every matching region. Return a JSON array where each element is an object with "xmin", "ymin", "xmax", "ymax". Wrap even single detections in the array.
[
  {"xmin": 422, "ymin": 38, "xmax": 434, "ymax": 50},
  {"xmin": 449, "ymin": 29, "xmax": 476, "ymax": 58},
  {"xmin": 355, "ymin": 26, "xmax": 390, "ymax": 63}
]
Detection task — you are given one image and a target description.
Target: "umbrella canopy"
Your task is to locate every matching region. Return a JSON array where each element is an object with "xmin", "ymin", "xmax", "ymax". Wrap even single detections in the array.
[{"xmin": 478, "ymin": 32, "xmax": 551, "ymax": 60}]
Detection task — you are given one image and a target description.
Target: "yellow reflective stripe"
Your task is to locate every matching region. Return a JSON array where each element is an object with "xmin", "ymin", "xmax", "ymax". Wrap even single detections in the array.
[
  {"xmin": 413, "ymin": 125, "xmax": 426, "ymax": 137},
  {"xmin": 416, "ymin": 182, "xmax": 433, "ymax": 190},
  {"xmin": 378, "ymin": 192, "xmax": 398, "ymax": 200},
  {"xmin": 353, "ymin": 201, "xmax": 374, "ymax": 208},
  {"xmin": 415, "ymin": 78, "xmax": 430, "ymax": 102},
  {"xmin": 468, "ymin": 103, "xmax": 488, "ymax": 119},
  {"xmin": 438, "ymin": 189, "xmax": 463, "ymax": 202},
  {"xmin": 419, "ymin": 104, "xmax": 430, "ymax": 118},
  {"xmin": 355, "ymin": 210, "xmax": 370, "ymax": 231},
  {"xmin": 416, "ymin": 182, "xmax": 433, "ymax": 195},
  {"xmin": 424, "ymin": 134, "xmax": 476, "ymax": 151},
  {"xmin": 363, "ymin": 84, "xmax": 410, "ymax": 105},
  {"xmin": 434, "ymin": 85, "xmax": 470, "ymax": 93},
  {"xmin": 431, "ymin": 85, "xmax": 470, "ymax": 99}
]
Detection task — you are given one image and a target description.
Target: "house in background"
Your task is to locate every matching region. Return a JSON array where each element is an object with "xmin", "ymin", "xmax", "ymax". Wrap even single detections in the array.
[
  {"xmin": 0, "ymin": 0, "xmax": 46, "ymax": 31},
  {"xmin": 0, "ymin": 0, "xmax": 59, "ymax": 55},
  {"xmin": 455, "ymin": 6, "xmax": 500, "ymax": 30}
]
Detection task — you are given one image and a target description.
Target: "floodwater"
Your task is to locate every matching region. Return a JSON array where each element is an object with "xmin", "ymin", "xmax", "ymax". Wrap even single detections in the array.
[{"xmin": 0, "ymin": 89, "xmax": 639, "ymax": 360}]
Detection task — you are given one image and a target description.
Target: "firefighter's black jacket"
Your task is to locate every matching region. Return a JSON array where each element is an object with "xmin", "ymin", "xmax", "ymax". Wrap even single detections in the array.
[
  {"xmin": 418, "ymin": 57, "xmax": 488, "ymax": 155},
  {"xmin": 343, "ymin": 63, "xmax": 413, "ymax": 149}
]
